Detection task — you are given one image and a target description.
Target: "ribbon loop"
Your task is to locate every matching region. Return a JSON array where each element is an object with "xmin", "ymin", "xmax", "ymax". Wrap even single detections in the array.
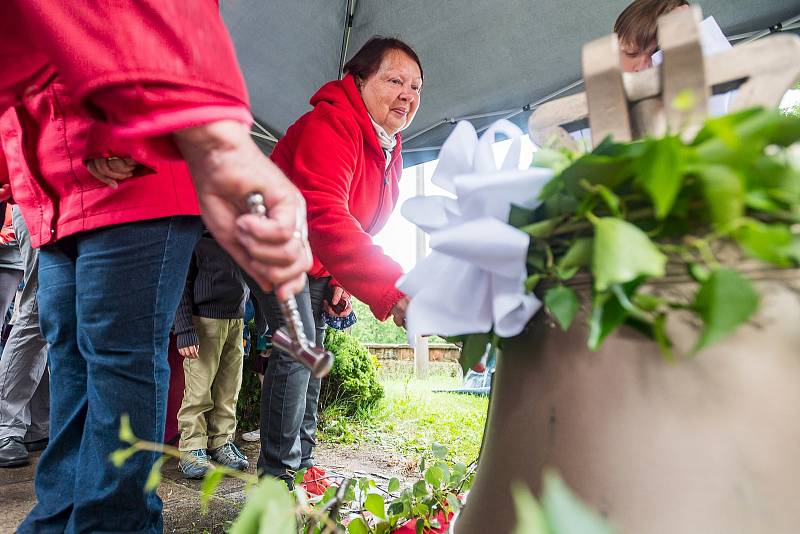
[{"xmin": 398, "ymin": 120, "xmax": 555, "ymax": 342}]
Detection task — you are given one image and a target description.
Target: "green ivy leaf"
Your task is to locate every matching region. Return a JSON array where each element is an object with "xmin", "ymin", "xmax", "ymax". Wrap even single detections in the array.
[
  {"xmin": 510, "ymin": 482, "xmax": 550, "ymax": 534},
  {"xmin": 558, "ymin": 154, "xmax": 635, "ymax": 197},
  {"xmin": 692, "ymin": 268, "xmax": 759, "ymax": 353},
  {"xmin": 144, "ymin": 457, "xmax": 164, "ymax": 493},
  {"xmin": 532, "ymin": 147, "xmax": 572, "ymax": 174},
  {"xmin": 652, "ymin": 313, "xmax": 673, "ymax": 361},
  {"xmin": 365, "ymin": 493, "xmax": 387, "ymax": 520},
  {"xmin": 415, "ymin": 518, "xmax": 425, "ymax": 534},
  {"xmin": 446, "ymin": 493, "xmax": 462, "ymax": 514},
  {"xmin": 229, "ymin": 477, "xmax": 296, "ymax": 534},
  {"xmin": 595, "ymin": 184, "xmax": 622, "ymax": 217},
  {"xmin": 691, "ymin": 108, "xmax": 761, "ymax": 146},
  {"xmin": 592, "ymin": 218, "xmax": 666, "ymax": 291},
  {"xmin": 739, "ymin": 109, "xmax": 800, "ymax": 148},
  {"xmin": 556, "ymin": 238, "xmax": 593, "ymax": 280},
  {"xmin": 388, "ymin": 499, "xmax": 405, "ymax": 517},
  {"xmin": 109, "ymin": 447, "xmax": 136, "ymax": 468},
  {"xmin": 424, "ymin": 466, "xmax": 445, "ymax": 489},
  {"xmin": 687, "ymin": 263, "xmax": 710, "ymax": 283},
  {"xmin": 545, "ymin": 286, "xmax": 579, "ymax": 331},
  {"xmin": 508, "ymin": 204, "xmax": 537, "ymax": 228},
  {"xmin": 450, "ymin": 462, "xmax": 467, "ymax": 484},
  {"xmin": 735, "ymin": 220, "xmax": 797, "ymax": 268},
  {"xmin": 631, "ymin": 292, "xmax": 664, "ymax": 312},
  {"xmin": 525, "ymin": 274, "xmax": 543, "ymax": 292},
  {"xmin": 200, "ymin": 469, "xmax": 226, "ymax": 514},
  {"xmin": 520, "ymin": 218, "xmax": 559, "ymax": 238},
  {"xmin": 293, "ymin": 468, "xmax": 308, "ymax": 486},
  {"xmin": 695, "ymin": 164, "xmax": 745, "ymax": 228},
  {"xmin": 413, "ymin": 480, "xmax": 429, "ymax": 499},
  {"xmin": 388, "ymin": 477, "xmax": 400, "ymax": 493},
  {"xmin": 541, "ymin": 469, "xmax": 617, "ymax": 534},
  {"xmin": 458, "ymin": 333, "xmax": 490, "ymax": 375},
  {"xmin": 636, "ymin": 136, "xmax": 684, "ymax": 219},
  {"xmin": 587, "ymin": 279, "xmax": 643, "ymax": 351},
  {"xmin": 672, "ymin": 89, "xmax": 697, "ymax": 113},
  {"xmin": 431, "ymin": 442, "xmax": 448, "ymax": 459},
  {"xmin": 588, "ymin": 293, "xmax": 624, "ymax": 351},
  {"xmin": 695, "ymin": 109, "xmax": 800, "ymax": 164},
  {"xmin": 118, "ymin": 413, "xmax": 135, "ymax": 444},
  {"xmin": 347, "ymin": 516, "xmax": 370, "ymax": 534},
  {"xmin": 748, "ymin": 156, "xmax": 800, "ymax": 206},
  {"xmin": 358, "ymin": 477, "xmax": 373, "ymax": 493}
]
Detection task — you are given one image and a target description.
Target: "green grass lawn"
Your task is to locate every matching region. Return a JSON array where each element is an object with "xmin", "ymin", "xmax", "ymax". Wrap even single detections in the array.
[{"xmin": 320, "ymin": 365, "xmax": 489, "ymax": 466}]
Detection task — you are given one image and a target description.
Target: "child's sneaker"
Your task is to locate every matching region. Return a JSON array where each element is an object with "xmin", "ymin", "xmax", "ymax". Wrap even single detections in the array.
[
  {"xmin": 179, "ymin": 449, "xmax": 210, "ymax": 479},
  {"xmin": 209, "ymin": 442, "xmax": 249, "ymax": 471},
  {"xmin": 301, "ymin": 465, "xmax": 332, "ymax": 496}
]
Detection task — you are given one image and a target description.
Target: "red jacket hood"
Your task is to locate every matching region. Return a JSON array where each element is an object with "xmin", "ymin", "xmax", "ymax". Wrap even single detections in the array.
[{"xmin": 308, "ymin": 74, "xmax": 398, "ymax": 159}]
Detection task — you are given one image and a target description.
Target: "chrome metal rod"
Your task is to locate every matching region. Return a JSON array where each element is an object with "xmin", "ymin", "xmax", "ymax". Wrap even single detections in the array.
[{"xmin": 245, "ymin": 192, "xmax": 334, "ymax": 377}]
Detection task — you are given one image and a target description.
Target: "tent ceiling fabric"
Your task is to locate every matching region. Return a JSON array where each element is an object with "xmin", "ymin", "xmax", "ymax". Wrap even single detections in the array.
[{"xmin": 222, "ymin": 0, "xmax": 800, "ymax": 166}]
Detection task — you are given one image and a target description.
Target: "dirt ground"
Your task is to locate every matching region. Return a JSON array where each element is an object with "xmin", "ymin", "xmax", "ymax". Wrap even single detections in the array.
[{"xmin": 0, "ymin": 436, "xmax": 417, "ymax": 534}]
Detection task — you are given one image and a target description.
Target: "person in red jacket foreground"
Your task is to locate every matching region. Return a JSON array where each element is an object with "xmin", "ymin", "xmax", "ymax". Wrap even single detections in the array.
[
  {"xmin": 0, "ymin": 3, "xmax": 310, "ymax": 533},
  {"xmin": 255, "ymin": 36, "xmax": 422, "ymax": 491}
]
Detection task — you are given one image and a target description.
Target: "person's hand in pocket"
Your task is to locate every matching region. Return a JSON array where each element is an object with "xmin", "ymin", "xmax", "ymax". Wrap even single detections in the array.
[
  {"xmin": 86, "ymin": 157, "xmax": 140, "ymax": 188},
  {"xmin": 178, "ymin": 345, "xmax": 200, "ymax": 359}
]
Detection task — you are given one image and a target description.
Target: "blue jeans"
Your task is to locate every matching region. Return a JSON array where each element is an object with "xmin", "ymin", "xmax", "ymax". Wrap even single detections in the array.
[
  {"xmin": 254, "ymin": 277, "xmax": 327, "ymax": 481},
  {"xmin": 19, "ymin": 216, "xmax": 202, "ymax": 534}
]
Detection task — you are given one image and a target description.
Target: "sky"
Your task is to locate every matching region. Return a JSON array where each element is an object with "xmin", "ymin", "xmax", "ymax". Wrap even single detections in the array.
[{"xmin": 374, "ymin": 89, "xmax": 800, "ymax": 272}]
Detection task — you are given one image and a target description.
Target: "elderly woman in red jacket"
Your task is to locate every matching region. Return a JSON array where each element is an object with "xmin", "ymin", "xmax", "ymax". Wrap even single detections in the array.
[{"xmin": 257, "ymin": 36, "xmax": 422, "ymax": 489}]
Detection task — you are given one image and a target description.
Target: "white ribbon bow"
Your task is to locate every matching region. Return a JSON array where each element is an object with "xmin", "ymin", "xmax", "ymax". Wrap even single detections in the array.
[{"xmin": 397, "ymin": 120, "xmax": 555, "ymax": 342}]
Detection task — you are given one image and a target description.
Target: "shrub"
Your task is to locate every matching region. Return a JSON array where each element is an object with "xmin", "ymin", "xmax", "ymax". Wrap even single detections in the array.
[
  {"xmin": 236, "ymin": 320, "xmax": 262, "ymax": 431},
  {"xmin": 320, "ymin": 327, "xmax": 384, "ymax": 415},
  {"xmin": 236, "ymin": 364, "xmax": 262, "ymax": 432}
]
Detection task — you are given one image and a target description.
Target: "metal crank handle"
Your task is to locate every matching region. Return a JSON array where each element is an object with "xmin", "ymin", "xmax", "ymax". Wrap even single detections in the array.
[{"xmin": 245, "ymin": 192, "xmax": 334, "ymax": 378}]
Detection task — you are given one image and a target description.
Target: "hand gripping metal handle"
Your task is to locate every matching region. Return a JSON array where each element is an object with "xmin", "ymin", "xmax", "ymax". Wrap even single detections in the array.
[{"xmin": 246, "ymin": 193, "xmax": 334, "ymax": 378}]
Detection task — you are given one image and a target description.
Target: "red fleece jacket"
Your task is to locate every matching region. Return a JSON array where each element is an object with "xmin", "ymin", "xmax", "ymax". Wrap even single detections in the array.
[
  {"xmin": 0, "ymin": 1, "xmax": 251, "ymax": 158},
  {"xmin": 270, "ymin": 75, "xmax": 406, "ymax": 321}
]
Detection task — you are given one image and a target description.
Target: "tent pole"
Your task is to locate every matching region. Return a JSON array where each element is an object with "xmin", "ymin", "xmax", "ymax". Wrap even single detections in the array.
[
  {"xmin": 338, "ymin": 0, "xmax": 357, "ymax": 79},
  {"xmin": 251, "ymin": 120, "xmax": 279, "ymax": 143},
  {"xmin": 413, "ymin": 163, "xmax": 429, "ymax": 380}
]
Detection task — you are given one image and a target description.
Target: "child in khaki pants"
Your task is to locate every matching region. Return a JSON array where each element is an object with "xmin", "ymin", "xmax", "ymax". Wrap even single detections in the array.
[{"xmin": 173, "ymin": 231, "xmax": 249, "ymax": 478}]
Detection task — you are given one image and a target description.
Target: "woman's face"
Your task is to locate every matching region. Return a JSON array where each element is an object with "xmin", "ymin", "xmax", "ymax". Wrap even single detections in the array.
[{"xmin": 358, "ymin": 50, "xmax": 422, "ymax": 136}]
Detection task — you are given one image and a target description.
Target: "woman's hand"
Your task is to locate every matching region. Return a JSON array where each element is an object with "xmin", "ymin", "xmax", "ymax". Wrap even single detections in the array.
[
  {"xmin": 178, "ymin": 345, "xmax": 199, "ymax": 359},
  {"xmin": 323, "ymin": 285, "xmax": 352, "ymax": 317},
  {"xmin": 86, "ymin": 157, "xmax": 139, "ymax": 188},
  {"xmin": 174, "ymin": 120, "xmax": 312, "ymax": 301},
  {"xmin": 390, "ymin": 296, "xmax": 410, "ymax": 328}
]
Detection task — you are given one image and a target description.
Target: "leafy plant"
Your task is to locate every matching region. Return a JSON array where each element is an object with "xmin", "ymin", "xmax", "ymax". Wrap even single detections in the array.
[
  {"xmin": 320, "ymin": 328, "xmax": 384, "ymax": 416},
  {"xmin": 511, "ymin": 470, "xmax": 616, "ymax": 534},
  {"xmin": 457, "ymin": 108, "xmax": 800, "ymax": 364},
  {"xmin": 111, "ymin": 420, "xmax": 478, "ymax": 534}
]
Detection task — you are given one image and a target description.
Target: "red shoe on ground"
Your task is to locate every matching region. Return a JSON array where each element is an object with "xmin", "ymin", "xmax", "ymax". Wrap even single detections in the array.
[{"xmin": 301, "ymin": 465, "xmax": 332, "ymax": 496}]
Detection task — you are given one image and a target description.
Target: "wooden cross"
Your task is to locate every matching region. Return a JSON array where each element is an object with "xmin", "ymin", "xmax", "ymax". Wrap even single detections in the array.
[{"xmin": 530, "ymin": 6, "xmax": 800, "ymax": 149}]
